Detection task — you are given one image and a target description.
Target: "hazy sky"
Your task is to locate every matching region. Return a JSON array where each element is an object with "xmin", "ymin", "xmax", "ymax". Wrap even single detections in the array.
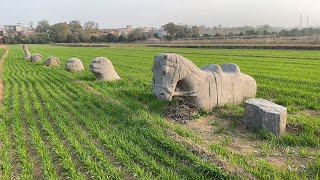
[{"xmin": 0, "ymin": 0, "xmax": 319, "ymax": 28}]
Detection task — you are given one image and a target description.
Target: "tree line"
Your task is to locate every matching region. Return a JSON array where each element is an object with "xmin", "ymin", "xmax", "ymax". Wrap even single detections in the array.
[
  {"xmin": 0, "ymin": 20, "xmax": 151, "ymax": 44},
  {"xmin": 1, "ymin": 21, "xmax": 320, "ymax": 44},
  {"xmin": 163, "ymin": 23, "xmax": 320, "ymax": 39}
]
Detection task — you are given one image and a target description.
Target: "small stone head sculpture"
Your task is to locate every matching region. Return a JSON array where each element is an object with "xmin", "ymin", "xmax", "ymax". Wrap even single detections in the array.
[
  {"xmin": 44, "ymin": 57, "xmax": 60, "ymax": 67},
  {"xmin": 23, "ymin": 44, "xmax": 28, "ymax": 51},
  {"xmin": 65, "ymin": 58, "xmax": 84, "ymax": 72},
  {"xmin": 30, "ymin": 53, "xmax": 43, "ymax": 62},
  {"xmin": 89, "ymin": 57, "xmax": 121, "ymax": 81}
]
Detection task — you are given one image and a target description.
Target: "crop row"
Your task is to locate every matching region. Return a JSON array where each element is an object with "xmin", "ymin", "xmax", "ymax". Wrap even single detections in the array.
[
  {"xmin": 0, "ymin": 45, "xmax": 319, "ymax": 179},
  {"xmin": 0, "ymin": 45, "xmax": 232, "ymax": 179}
]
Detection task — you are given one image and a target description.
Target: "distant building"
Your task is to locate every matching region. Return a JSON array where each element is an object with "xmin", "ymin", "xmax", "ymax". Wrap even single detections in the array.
[
  {"xmin": 1, "ymin": 23, "xmax": 34, "ymax": 36},
  {"xmin": 119, "ymin": 25, "xmax": 133, "ymax": 36},
  {"xmin": 100, "ymin": 25, "xmax": 133, "ymax": 37},
  {"xmin": 98, "ymin": 25, "xmax": 167, "ymax": 38},
  {"xmin": 143, "ymin": 27, "xmax": 157, "ymax": 32},
  {"xmin": 22, "ymin": 25, "xmax": 34, "ymax": 34},
  {"xmin": 100, "ymin": 28, "xmax": 121, "ymax": 37},
  {"xmin": 154, "ymin": 27, "xmax": 167, "ymax": 38}
]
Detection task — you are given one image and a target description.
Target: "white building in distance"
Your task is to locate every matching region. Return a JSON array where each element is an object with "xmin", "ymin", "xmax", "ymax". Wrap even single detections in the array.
[{"xmin": 0, "ymin": 23, "xmax": 34, "ymax": 37}]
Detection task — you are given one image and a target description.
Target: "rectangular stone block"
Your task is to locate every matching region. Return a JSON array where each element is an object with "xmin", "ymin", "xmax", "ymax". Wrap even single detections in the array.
[{"xmin": 244, "ymin": 98, "xmax": 287, "ymax": 136}]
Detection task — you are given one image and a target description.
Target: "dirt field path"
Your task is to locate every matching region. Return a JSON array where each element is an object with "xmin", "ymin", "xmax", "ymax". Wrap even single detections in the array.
[{"xmin": 0, "ymin": 45, "xmax": 9, "ymax": 105}]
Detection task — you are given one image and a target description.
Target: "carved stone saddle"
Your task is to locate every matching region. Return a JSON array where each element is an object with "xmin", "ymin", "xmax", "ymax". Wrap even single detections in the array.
[{"xmin": 201, "ymin": 63, "xmax": 248, "ymax": 106}]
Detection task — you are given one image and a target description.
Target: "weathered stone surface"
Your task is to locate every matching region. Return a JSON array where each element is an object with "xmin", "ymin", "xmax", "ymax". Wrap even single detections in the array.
[
  {"xmin": 30, "ymin": 53, "xmax": 43, "ymax": 62},
  {"xmin": 44, "ymin": 56, "xmax": 60, "ymax": 67},
  {"xmin": 23, "ymin": 44, "xmax": 31, "ymax": 60},
  {"xmin": 24, "ymin": 51, "xmax": 31, "ymax": 60},
  {"xmin": 89, "ymin": 57, "xmax": 120, "ymax": 81},
  {"xmin": 244, "ymin": 98, "xmax": 287, "ymax": 136},
  {"xmin": 151, "ymin": 53, "xmax": 256, "ymax": 110},
  {"xmin": 65, "ymin": 58, "xmax": 84, "ymax": 72}
]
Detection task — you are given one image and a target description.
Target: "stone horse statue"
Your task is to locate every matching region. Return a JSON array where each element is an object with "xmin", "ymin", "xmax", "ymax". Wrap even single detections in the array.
[{"xmin": 152, "ymin": 53, "xmax": 257, "ymax": 110}]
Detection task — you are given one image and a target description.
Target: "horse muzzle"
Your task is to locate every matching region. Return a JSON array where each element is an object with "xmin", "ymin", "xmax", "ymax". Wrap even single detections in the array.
[
  {"xmin": 156, "ymin": 92, "xmax": 173, "ymax": 101},
  {"xmin": 153, "ymin": 86, "xmax": 174, "ymax": 101}
]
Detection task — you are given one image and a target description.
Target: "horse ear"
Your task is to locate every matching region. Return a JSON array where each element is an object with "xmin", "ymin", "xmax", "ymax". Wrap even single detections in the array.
[{"xmin": 163, "ymin": 54, "xmax": 168, "ymax": 60}]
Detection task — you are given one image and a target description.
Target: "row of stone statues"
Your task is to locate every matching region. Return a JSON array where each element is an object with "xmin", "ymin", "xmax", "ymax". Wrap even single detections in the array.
[
  {"xmin": 22, "ymin": 45, "xmax": 288, "ymax": 136},
  {"xmin": 22, "ymin": 45, "xmax": 121, "ymax": 81},
  {"xmin": 22, "ymin": 45, "xmax": 256, "ymax": 110}
]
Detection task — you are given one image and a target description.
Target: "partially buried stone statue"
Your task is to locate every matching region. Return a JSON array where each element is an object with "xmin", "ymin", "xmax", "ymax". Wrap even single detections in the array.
[
  {"xmin": 30, "ymin": 53, "xmax": 43, "ymax": 62},
  {"xmin": 151, "ymin": 53, "xmax": 257, "ymax": 110},
  {"xmin": 89, "ymin": 57, "xmax": 121, "ymax": 81},
  {"xmin": 44, "ymin": 56, "xmax": 60, "ymax": 67},
  {"xmin": 23, "ymin": 44, "xmax": 31, "ymax": 60},
  {"xmin": 65, "ymin": 58, "xmax": 84, "ymax": 72}
]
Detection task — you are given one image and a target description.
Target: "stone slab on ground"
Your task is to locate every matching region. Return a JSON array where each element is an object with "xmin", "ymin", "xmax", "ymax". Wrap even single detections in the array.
[{"xmin": 244, "ymin": 98, "xmax": 287, "ymax": 136}]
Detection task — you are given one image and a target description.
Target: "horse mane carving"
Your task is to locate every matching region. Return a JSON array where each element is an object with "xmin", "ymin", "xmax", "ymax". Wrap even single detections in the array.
[{"xmin": 152, "ymin": 53, "xmax": 257, "ymax": 110}]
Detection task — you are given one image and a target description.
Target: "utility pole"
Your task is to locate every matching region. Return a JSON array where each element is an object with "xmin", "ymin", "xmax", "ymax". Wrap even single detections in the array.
[{"xmin": 307, "ymin": 16, "xmax": 309, "ymax": 27}]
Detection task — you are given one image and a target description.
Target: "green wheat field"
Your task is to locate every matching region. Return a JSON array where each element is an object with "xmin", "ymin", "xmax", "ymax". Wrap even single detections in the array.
[{"xmin": 0, "ymin": 45, "xmax": 319, "ymax": 179}]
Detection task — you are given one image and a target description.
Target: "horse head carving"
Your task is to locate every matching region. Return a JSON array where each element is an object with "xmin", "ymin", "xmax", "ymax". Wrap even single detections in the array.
[
  {"xmin": 152, "ymin": 53, "xmax": 257, "ymax": 110},
  {"xmin": 89, "ymin": 57, "xmax": 121, "ymax": 81}
]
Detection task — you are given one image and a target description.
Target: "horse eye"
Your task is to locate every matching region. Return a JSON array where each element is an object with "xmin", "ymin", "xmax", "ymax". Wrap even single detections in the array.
[{"xmin": 163, "ymin": 70, "xmax": 169, "ymax": 75}]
